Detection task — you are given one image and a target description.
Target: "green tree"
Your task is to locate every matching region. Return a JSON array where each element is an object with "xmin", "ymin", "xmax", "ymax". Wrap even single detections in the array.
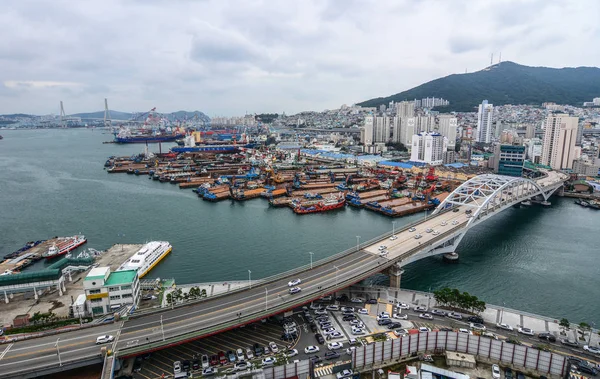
[
  {"xmin": 166, "ymin": 293, "xmax": 173, "ymax": 305},
  {"xmin": 559, "ymin": 318, "xmax": 570, "ymax": 335}
]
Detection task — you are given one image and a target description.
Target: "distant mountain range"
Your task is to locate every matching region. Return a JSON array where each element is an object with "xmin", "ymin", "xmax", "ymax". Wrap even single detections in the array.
[{"xmin": 357, "ymin": 61, "xmax": 600, "ymax": 112}]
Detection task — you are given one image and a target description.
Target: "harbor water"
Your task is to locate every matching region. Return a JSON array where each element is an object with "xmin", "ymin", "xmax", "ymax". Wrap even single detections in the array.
[{"xmin": 0, "ymin": 128, "xmax": 598, "ymax": 325}]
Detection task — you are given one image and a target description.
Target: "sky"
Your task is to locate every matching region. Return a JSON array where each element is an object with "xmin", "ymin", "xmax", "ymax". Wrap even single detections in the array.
[{"xmin": 1, "ymin": 0, "xmax": 599, "ymax": 116}]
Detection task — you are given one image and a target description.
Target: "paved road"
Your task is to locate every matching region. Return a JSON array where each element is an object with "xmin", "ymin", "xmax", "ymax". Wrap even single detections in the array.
[{"xmin": 0, "ymin": 172, "xmax": 567, "ymax": 378}]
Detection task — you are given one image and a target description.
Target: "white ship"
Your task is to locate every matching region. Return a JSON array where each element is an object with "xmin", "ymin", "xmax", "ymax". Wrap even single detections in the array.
[{"xmin": 117, "ymin": 241, "xmax": 172, "ymax": 278}]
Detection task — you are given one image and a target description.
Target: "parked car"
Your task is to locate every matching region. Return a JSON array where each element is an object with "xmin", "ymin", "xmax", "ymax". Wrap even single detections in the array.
[
  {"xmin": 340, "ymin": 306, "xmax": 354, "ymax": 312},
  {"xmin": 269, "ymin": 342, "xmax": 279, "ymax": 353},
  {"xmin": 496, "ymin": 322, "xmax": 513, "ymax": 331},
  {"xmin": 315, "ymin": 333, "xmax": 325, "ymax": 344},
  {"xmin": 397, "ymin": 302, "xmax": 410, "ymax": 309},
  {"xmin": 174, "ymin": 361, "xmax": 182, "ymax": 374},
  {"xmin": 351, "ymin": 297, "xmax": 365, "ymax": 303},
  {"xmin": 352, "ymin": 327, "xmax": 365, "ymax": 335},
  {"xmin": 234, "ymin": 362, "xmax": 250, "ymax": 372},
  {"xmin": 310, "ymin": 356, "xmax": 323, "ymax": 364},
  {"xmin": 236, "ymin": 348, "xmax": 245, "ymax": 361},
  {"xmin": 209, "ymin": 355, "xmax": 219, "ymax": 366},
  {"xmin": 414, "ymin": 305, "xmax": 427, "ymax": 312},
  {"xmin": 262, "ymin": 357, "xmax": 276, "ymax": 367},
  {"xmin": 327, "ymin": 342, "xmax": 344, "ymax": 350},
  {"xmin": 504, "ymin": 368, "xmax": 513, "ymax": 379},
  {"xmin": 447, "ymin": 312, "xmax": 462, "ymax": 320},
  {"xmin": 467, "ymin": 315, "xmax": 484, "ymax": 324},
  {"xmin": 378, "ymin": 319, "xmax": 392, "ymax": 325},
  {"xmin": 324, "ymin": 351, "xmax": 340, "ymax": 360},
  {"xmin": 393, "ymin": 313, "xmax": 408, "ymax": 320},
  {"xmin": 518, "ymin": 327, "xmax": 535, "ymax": 336},
  {"xmin": 538, "ymin": 332, "xmax": 556, "ymax": 343},
  {"xmin": 394, "ymin": 329, "xmax": 408, "ymax": 337},
  {"xmin": 227, "ymin": 350, "xmax": 236, "ymax": 363},
  {"xmin": 253, "ymin": 343, "xmax": 264, "ymax": 356},
  {"xmin": 192, "ymin": 359, "xmax": 200, "ymax": 370},
  {"xmin": 492, "ymin": 364, "xmax": 501, "ymax": 379},
  {"xmin": 326, "ymin": 305, "xmax": 339, "ymax": 311},
  {"xmin": 181, "ymin": 360, "xmax": 190, "ymax": 372},
  {"xmin": 358, "ymin": 308, "xmax": 368, "ymax": 315},
  {"xmin": 418, "ymin": 327, "xmax": 431, "ymax": 333},
  {"xmin": 387, "ymin": 322, "xmax": 403, "ymax": 329},
  {"xmin": 337, "ymin": 369, "xmax": 354, "ymax": 379},
  {"xmin": 470, "ymin": 323, "xmax": 486, "ymax": 331},
  {"xmin": 430, "ymin": 309, "xmax": 446, "ymax": 317},
  {"xmin": 583, "ymin": 345, "xmax": 600, "ymax": 355},
  {"xmin": 245, "ymin": 349, "xmax": 254, "ymax": 360},
  {"xmin": 286, "ymin": 349, "xmax": 298, "ymax": 357},
  {"xmin": 419, "ymin": 313, "xmax": 433, "ymax": 320},
  {"xmin": 202, "ymin": 367, "xmax": 216, "ymax": 376},
  {"xmin": 201, "ymin": 354, "xmax": 209, "ymax": 368},
  {"xmin": 329, "ymin": 331, "xmax": 344, "ymax": 339},
  {"xmin": 561, "ymin": 339, "xmax": 579, "ymax": 348}
]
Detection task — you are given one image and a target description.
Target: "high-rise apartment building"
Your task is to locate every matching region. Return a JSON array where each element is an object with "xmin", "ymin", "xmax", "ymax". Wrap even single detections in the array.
[
  {"xmin": 361, "ymin": 115, "xmax": 374, "ymax": 146},
  {"xmin": 541, "ymin": 114, "xmax": 579, "ymax": 170},
  {"xmin": 437, "ymin": 115, "xmax": 457, "ymax": 150},
  {"xmin": 410, "ymin": 132, "xmax": 447, "ymax": 166},
  {"xmin": 400, "ymin": 117, "xmax": 415, "ymax": 146},
  {"xmin": 395, "ymin": 101, "xmax": 415, "ymax": 118},
  {"xmin": 415, "ymin": 115, "xmax": 435, "ymax": 133},
  {"xmin": 476, "ymin": 100, "xmax": 493, "ymax": 143}
]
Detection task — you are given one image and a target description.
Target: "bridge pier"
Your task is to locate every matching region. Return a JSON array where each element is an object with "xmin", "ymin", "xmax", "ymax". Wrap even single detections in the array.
[{"xmin": 385, "ymin": 263, "xmax": 404, "ymax": 289}]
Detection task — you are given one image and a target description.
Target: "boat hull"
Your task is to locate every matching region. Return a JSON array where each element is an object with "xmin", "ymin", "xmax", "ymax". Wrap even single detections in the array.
[
  {"xmin": 114, "ymin": 133, "xmax": 185, "ymax": 144},
  {"xmin": 44, "ymin": 238, "xmax": 87, "ymax": 260}
]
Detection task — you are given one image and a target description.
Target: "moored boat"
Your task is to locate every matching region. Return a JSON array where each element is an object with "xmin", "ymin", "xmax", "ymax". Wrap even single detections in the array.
[
  {"xmin": 293, "ymin": 194, "xmax": 345, "ymax": 214},
  {"xmin": 116, "ymin": 241, "xmax": 172, "ymax": 278},
  {"xmin": 43, "ymin": 235, "xmax": 87, "ymax": 260}
]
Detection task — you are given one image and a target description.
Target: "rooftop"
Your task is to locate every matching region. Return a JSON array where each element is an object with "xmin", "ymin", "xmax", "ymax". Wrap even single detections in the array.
[
  {"xmin": 105, "ymin": 270, "xmax": 137, "ymax": 286},
  {"xmin": 84, "ymin": 266, "xmax": 110, "ymax": 281}
]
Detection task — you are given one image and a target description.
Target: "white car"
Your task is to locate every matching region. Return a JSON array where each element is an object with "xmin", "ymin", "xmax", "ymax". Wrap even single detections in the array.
[
  {"xmin": 236, "ymin": 348, "xmax": 245, "ymax": 361},
  {"xmin": 174, "ymin": 361, "xmax": 182, "ymax": 374},
  {"xmin": 378, "ymin": 245, "xmax": 387, "ymax": 251},
  {"xmin": 337, "ymin": 369, "xmax": 354, "ymax": 379},
  {"xmin": 414, "ymin": 234, "xmax": 422, "ymax": 239},
  {"xmin": 262, "ymin": 357, "xmax": 276, "ymax": 366},
  {"xmin": 470, "ymin": 323, "xmax": 486, "ymax": 331},
  {"xmin": 202, "ymin": 354, "xmax": 210, "ymax": 368},
  {"xmin": 358, "ymin": 308, "xmax": 368, "ymax": 315},
  {"xmin": 492, "ymin": 364, "xmax": 501, "ymax": 379},
  {"xmin": 329, "ymin": 331, "xmax": 344, "ymax": 339},
  {"xmin": 95, "ymin": 335, "xmax": 114, "ymax": 345},
  {"xmin": 447, "ymin": 312, "xmax": 462, "ymax": 320},
  {"xmin": 440, "ymin": 221, "xmax": 447, "ymax": 226},
  {"xmin": 419, "ymin": 313, "xmax": 433, "ymax": 320},
  {"xmin": 396, "ymin": 302, "xmax": 410, "ymax": 309},
  {"xmin": 418, "ymin": 327, "xmax": 431, "ymax": 333},
  {"xmin": 379, "ymin": 250, "xmax": 389, "ymax": 257},
  {"xmin": 341, "ymin": 306, "xmax": 354, "ymax": 312},
  {"xmin": 234, "ymin": 362, "xmax": 250, "ymax": 372},
  {"xmin": 289, "ymin": 286, "xmax": 301, "ymax": 294},
  {"xmin": 314, "ymin": 309, "xmax": 327, "ymax": 315},
  {"xmin": 288, "ymin": 278, "xmax": 301, "ymax": 287},
  {"xmin": 414, "ymin": 305, "xmax": 427, "ymax": 312},
  {"xmin": 322, "ymin": 327, "xmax": 336, "ymax": 335},
  {"xmin": 393, "ymin": 313, "xmax": 408, "ymax": 320},
  {"xmin": 496, "ymin": 323, "xmax": 513, "ymax": 331},
  {"xmin": 425, "ymin": 228, "xmax": 433, "ymax": 233},
  {"xmin": 408, "ymin": 227, "xmax": 416, "ymax": 232},
  {"xmin": 452, "ymin": 220, "xmax": 459, "ymax": 225},
  {"xmin": 202, "ymin": 367, "xmax": 215, "ymax": 376},
  {"xmin": 394, "ymin": 329, "xmax": 408, "ymax": 337},
  {"xmin": 245, "ymin": 348, "xmax": 254, "ymax": 360},
  {"xmin": 350, "ymin": 297, "xmax": 365, "ymax": 303},
  {"xmin": 269, "ymin": 342, "xmax": 279, "ymax": 353},
  {"xmin": 583, "ymin": 345, "xmax": 600, "ymax": 355},
  {"xmin": 459, "ymin": 328, "xmax": 473, "ymax": 335},
  {"xmin": 327, "ymin": 342, "xmax": 344, "ymax": 350},
  {"xmin": 376, "ymin": 314, "xmax": 390, "ymax": 321},
  {"xmin": 389, "ymin": 235, "xmax": 398, "ymax": 241},
  {"xmin": 304, "ymin": 345, "xmax": 320, "ymax": 354},
  {"xmin": 432, "ymin": 230, "xmax": 440, "ymax": 236},
  {"xmin": 286, "ymin": 349, "xmax": 298, "ymax": 357},
  {"xmin": 352, "ymin": 327, "xmax": 365, "ymax": 335},
  {"xmin": 518, "ymin": 327, "xmax": 535, "ymax": 336},
  {"xmin": 326, "ymin": 305, "xmax": 340, "ymax": 311}
]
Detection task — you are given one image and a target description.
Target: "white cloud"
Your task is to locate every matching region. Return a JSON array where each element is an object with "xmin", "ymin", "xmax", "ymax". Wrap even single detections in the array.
[{"xmin": 0, "ymin": 0, "xmax": 598, "ymax": 116}]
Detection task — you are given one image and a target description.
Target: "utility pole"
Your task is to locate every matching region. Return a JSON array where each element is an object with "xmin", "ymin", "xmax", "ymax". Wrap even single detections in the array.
[
  {"xmin": 356, "ymin": 236, "xmax": 361, "ymax": 252},
  {"xmin": 392, "ymin": 221, "xmax": 396, "ymax": 237},
  {"xmin": 427, "ymin": 286, "xmax": 432, "ymax": 310},
  {"xmin": 264, "ymin": 288, "xmax": 268, "ymax": 311},
  {"xmin": 309, "ymin": 252, "xmax": 314, "ymax": 269},
  {"xmin": 248, "ymin": 270, "xmax": 252, "ymax": 289},
  {"xmin": 160, "ymin": 315, "xmax": 165, "ymax": 341},
  {"xmin": 334, "ymin": 265, "xmax": 339, "ymax": 287}
]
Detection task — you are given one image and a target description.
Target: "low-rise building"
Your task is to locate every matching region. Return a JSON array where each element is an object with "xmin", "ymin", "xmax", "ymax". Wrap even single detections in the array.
[
  {"xmin": 493, "ymin": 144, "xmax": 525, "ymax": 177},
  {"xmin": 572, "ymin": 158, "xmax": 600, "ymax": 176},
  {"xmin": 84, "ymin": 267, "xmax": 140, "ymax": 316}
]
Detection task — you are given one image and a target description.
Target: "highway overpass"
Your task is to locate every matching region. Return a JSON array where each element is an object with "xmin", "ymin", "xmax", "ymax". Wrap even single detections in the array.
[{"xmin": 0, "ymin": 171, "xmax": 568, "ymax": 378}]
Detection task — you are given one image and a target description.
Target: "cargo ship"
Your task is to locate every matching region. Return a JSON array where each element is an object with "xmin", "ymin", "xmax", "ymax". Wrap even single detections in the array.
[
  {"xmin": 42, "ymin": 235, "xmax": 87, "ymax": 260},
  {"xmin": 116, "ymin": 241, "xmax": 172, "ymax": 278},
  {"xmin": 114, "ymin": 131, "xmax": 186, "ymax": 144},
  {"xmin": 293, "ymin": 194, "xmax": 346, "ymax": 214}
]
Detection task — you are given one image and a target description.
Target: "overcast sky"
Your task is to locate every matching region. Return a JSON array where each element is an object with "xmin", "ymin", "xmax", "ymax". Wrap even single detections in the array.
[{"xmin": 1, "ymin": 0, "xmax": 598, "ymax": 116}]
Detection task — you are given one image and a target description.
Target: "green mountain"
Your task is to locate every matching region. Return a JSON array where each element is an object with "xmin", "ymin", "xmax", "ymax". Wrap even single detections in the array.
[{"xmin": 357, "ymin": 62, "xmax": 600, "ymax": 112}]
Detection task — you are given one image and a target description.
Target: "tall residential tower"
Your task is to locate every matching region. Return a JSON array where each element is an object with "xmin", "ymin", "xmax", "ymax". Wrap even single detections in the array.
[
  {"xmin": 541, "ymin": 113, "xmax": 579, "ymax": 170},
  {"xmin": 476, "ymin": 100, "xmax": 493, "ymax": 143}
]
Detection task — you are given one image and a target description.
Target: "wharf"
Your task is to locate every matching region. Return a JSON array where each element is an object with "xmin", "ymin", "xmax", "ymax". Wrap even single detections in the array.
[
  {"xmin": 178, "ymin": 178, "xmax": 215, "ymax": 189},
  {"xmin": 92, "ymin": 243, "xmax": 143, "ymax": 272},
  {"xmin": 0, "ymin": 239, "xmax": 58, "ymax": 273},
  {"xmin": 297, "ymin": 182, "xmax": 338, "ymax": 190},
  {"xmin": 290, "ymin": 187, "xmax": 340, "ymax": 197},
  {"xmin": 231, "ymin": 188, "xmax": 265, "ymax": 200},
  {"xmin": 352, "ymin": 189, "xmax": 388, "ymax": 199}
]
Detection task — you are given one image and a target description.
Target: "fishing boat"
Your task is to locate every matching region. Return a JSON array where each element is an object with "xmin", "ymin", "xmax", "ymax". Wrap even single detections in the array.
[
  {"xmin": 293, "ymin": 194, "xmax": 345, "ymax": 214},
  {"xmin": 116, "ymin": 241, "xmax": 172, "ymax": 279},
  {"xmin": 43, "ymin": 235, "xmax": 87, "ymax": 260}
]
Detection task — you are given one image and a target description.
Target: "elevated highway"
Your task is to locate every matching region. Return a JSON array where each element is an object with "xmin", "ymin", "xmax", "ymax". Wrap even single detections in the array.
[{"xmin": 0, "ymin": 171, "xmax": 568, "ymax": 378}]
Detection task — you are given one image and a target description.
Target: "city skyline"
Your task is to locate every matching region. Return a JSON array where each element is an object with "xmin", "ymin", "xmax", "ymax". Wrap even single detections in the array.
[{"xmin": 1, "ymin": 0, "xmax": 599, "ymax": 116}]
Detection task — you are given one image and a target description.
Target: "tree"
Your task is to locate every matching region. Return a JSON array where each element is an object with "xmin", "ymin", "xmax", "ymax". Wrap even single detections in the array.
[
  {"xmin": 166, "ymin": 293, "xmax": 173, "ymax": 305},
  {"xmin": 559, "ymin": 318, "xmax": 570, "ymax": 335}
]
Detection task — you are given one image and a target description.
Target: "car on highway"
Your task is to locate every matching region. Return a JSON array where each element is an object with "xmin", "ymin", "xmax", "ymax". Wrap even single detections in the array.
[
  {"xmin": 358, "ymin": 308, "xmax": 368, "ymax": 314},
  {"xmin": 326, "ymin": 305, "xmax": 340, "ymax": 311},
  {"xmin": 482, "ymin": 332, "xmax": 499, "ymax": 340},
  {"xmin": 286, "ymin": 349, "xmax": 298, "ymax": 357},
  {"xmin": 352, "ymin": 327, "xmax": 365, "ymax": 335},
  {"xmin": 425, "ymin": 228, "xmax": 433, "ymax": 233},
  {"xmin": 418, "ymin": 327, "xmax": 431, "ymax": 333},
  {"xmin": 378, "ymin": 245, "xmax": 387, "ymax": 250},
  {"xmin": 288, "ymin": 278, "xmax": 301, "ymax": 287},
  {"xmin": 202, "ymin": 367, "xmax": 216, "ymax": 376},
  {"xmin": 327, "ymin": 342, "xmax": 344, "ymax": 350},
  {"xmin": 351, "ymin": 297, "xmax": 365, "ymax": 303},
  {"xmin": 337, "ymin": 369, "xmax": 354, "ymax": 379},
  {"xmin": 560, "ymin": 339, "xmax": 579, "ymax": 348},
  {"xmin": 439, "ymin": 327, "xmax": 453, "ymax": 332},
  {"xmin": 315, "ymin": 333, "xmax": 325, "ymax": 344},
  {"xmin": 459, "ymin": 328, "xmax": 473, "ymax": 335},
  {"xmin": 394, "ymin": 329, "xmax": 408, "ymax": 337},
  {"xmin": 537, "ymin": 332, "xmax": 556, "ymax": 343},
  {"xmin": 393, "ymin": 313, "xmax": 408, "ymax": 320},
  {"xmin": 467, "ymin": 316, "xmax": 484, "ymax": 324},
  {"xmin": 430, "ymin": 309, "xmax": 446, "ymax": 317},
  {"xmin": 245, "ymin": 349, "xmax": 254, "ymax": 360},
  {"xmin": 379, "ymin": 250, "xmax": 389, "ymax": 257},
  {"xmin": 174, "ymin": 361, "xmax": 182, "ymax": 374},
  {"xmin": 234, "ymin": 362, "xmax": 250, "ymax": 371},
  {"xmin": 201, "ymin": 354, "xmax": 209, "ymax": 368},
  {"xmin": 262, "ymin": 357, "xmax": 276, "ymax": 367},
  {"xmin": 289, "ymin": 286, "xmax": 302, "ymax": 294},
  {"xmin": 496, "ymin": 323, "xmax": 513, "ymax": 331},
  {"xmin": 432, "ymin": 230, "xmax": 440, "ymax": 236},
  {"xmin": 492, "ymin": 364, "xmax": 501, "ymax": 379},
  {"xmin": 269, "ymin": 342, "xmax": 279, "ymax": 353},
  {"xmin": 470, "ymin": 323, "xmax": 486, "ymax": 331},
  {"xmin": 389, "ymin": 235, "xmax": 398, "ymax": 241},
  {"xmin": 518, "ymin": 327, "xmax": 535, "ymax": 336},
  {"xmin": 419, "ymin": 313, "xmax": 433, "ymax": 320},
  {"xmin": 96, "ymin": 335, "xmax": 115, "ymax": 345},
  {"xmin": 210, "ymin": 355, "xmax": 219, "ymax": 366},
  {"xmin": 583, "ymin": 345, "xmax": 600, "ymax": 355},
  {"xmin": 325, "ymin": 351, "xmax": 340, "ymax": 360},
  {"xmin": 414, "ymin": 305, "xmax": 427, "ymax": 312},
  {"xmin": 447, "ymin": 311, "xmax": 462, "ymax": 320},
  {"xmin": 396, "ymin": 302, "xmax": 410, "ymax": 309},
  {"xmin": 409, "ymin": 227, "xmax": 416, "ymax": 232},
  {"xmin": 305, "ymin": 345, "xmax": 320, "ymax": 354},
  {"xmin": 452, "ymin": 220, "xmax": 459, "ymax": 225},
  {"xmin": 414, "ymin": 234, "xmax": 422, "ymax": 239},
  {"xmin": 440, "ymin": 221, "xmax": 447, "ymax": 226}
]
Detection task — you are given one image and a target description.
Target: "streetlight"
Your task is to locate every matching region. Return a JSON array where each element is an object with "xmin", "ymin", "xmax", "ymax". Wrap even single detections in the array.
[
  {"xmin": 248, "ymin": 270, "xmax": 252, "ymax": 289},
  {"xmin": 55, "ymin": 338, "xmax": 62, "ymax": 367},
  {"xmin": 264, "ymin": 287, "xmax": 268, "ymax": 311},
  {"xmin": 334, "ymin": 265, "xmax": 340, "ymax": 287},
  {"xmin": 356, "ymin": 236, "xmax": 361, "ymax": 252},
  {"xmin": 588, "ymin": 322, "xmax": 596, "ymax": 345},
  {"xmin": 392, "ymin": 221, "xmax": 396, "ymax": 238},
  {"xmin": 160, "ymin": 315, "xmax": 165, "ymax": 341},
  {"xmin": 427, "ymin": 286, "xmax": 432, "ymax": 310},
  {"xmin": 309, "ymin": 252, "xmax": 314, "ymax": 269},
  {"xmin": 500, "ymin": 302, "xmax": 506, "ymax": 323}
]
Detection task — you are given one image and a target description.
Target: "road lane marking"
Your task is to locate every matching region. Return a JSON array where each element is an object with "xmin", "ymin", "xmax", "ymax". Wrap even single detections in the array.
[
  {"xmin": 0, "ymin": 343, "xmax": 13, "ymax": 360},
  {"xmin": 0, "ymin": 344, "xmax": 99, "ymax": 367}
]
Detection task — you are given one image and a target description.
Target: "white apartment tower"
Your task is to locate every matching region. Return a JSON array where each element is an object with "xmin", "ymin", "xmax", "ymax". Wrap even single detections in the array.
[
  {"xmin": 437, "ymin": 115, "xmax": 458, "ymax": 150},
  {"xmin": 541, "ymin": 113, "xmax": 579, "ymax": 170},
  {"xmin": 400, "ymin": 117, "xmax": 416, "ymax": 146},
  {"xmin": 416, "ymin": 115, "xmax": 435, "ymax": 134},
  {"xmin": 410, "ymin": 132, "xmax": 448, "ymax": 166},
  {"xmin": 476, "ymin": 100, "xmax": 493, "ymax": 143},
  {"xmin": 395, "ymin": 101, "xmax": 415, "ymax": 118},
  {"xmin": 362, "ymin": 115, "xmax": 374, "ymax": 146}
]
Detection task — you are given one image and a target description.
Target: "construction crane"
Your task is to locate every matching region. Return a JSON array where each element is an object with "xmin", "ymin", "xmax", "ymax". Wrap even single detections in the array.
[{"xmin": 425, "ymin": 167, "xmax": 438, "ymax": 182}]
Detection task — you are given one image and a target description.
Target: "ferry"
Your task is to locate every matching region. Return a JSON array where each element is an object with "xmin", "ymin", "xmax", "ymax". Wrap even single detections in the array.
[
  {"xmin": 43, "ymin": 235, "xmax": 87, "ymax": 260},
  {"xmin": 117, "ymin": 241, "xmax": 172, "ymax": 278}
]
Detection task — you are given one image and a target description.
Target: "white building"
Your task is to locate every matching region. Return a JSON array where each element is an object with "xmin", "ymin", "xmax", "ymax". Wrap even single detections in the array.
[
  {"xmin": 541, "ymin": 113, "xmax": 579, "ymax": 170},
  {"xmin": 525, "ymin": 138, "xmax": 543, "ymax": 164},
  {"xmin": 361, "ymin": 115, "xmax": 374, "ymax": 146},
  {"xmin": 572, "ymin": 158, "xmax": 600, "ymax": 176},
  {"xmin": 395, "ymin": 101, "xmax": 415, "ymax": 118},
  {"xmin": 416, "ymin": 115, "xmax": 435, "ymax": 133},
  {"xmin": 410, "ymin": 132, "xmax": 447, "ymax": 166},
  {"xmin": 84, "ymin": 267, "xmax": 140, "ymax": 316},
  {"xmin": 400, "ymin": 117, "xmax": 416, "ymax": 146},
  {"xmin": 437, "ymin": 115, "xmax": 457, "ymax": 150},
  {"xmin": 476, "ymin": 100, "xmax": 493, "ymax": 143}
]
